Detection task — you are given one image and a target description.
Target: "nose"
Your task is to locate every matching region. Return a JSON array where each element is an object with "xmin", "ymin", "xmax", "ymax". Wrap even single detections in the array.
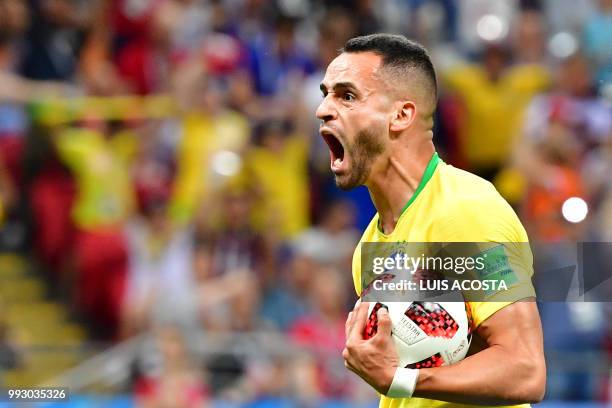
[{"xmin": 316, "ymin": 95, "xmax": 337, "ymax": 122}]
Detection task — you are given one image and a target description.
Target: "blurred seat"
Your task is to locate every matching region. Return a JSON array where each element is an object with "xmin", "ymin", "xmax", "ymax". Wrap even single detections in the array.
[{"xmin": 1, "ymin": 254, "xmax": 87, "ymax": 388}]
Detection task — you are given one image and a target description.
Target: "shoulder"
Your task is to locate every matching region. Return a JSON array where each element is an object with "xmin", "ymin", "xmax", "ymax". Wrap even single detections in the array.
[
  {"xmin": 505, "ymin": 63, "xmax": 551, "ymax": 91},
  {"xmin": 55, "ymin": 128, "xmax": 102, "ymax": 160},
  {"xmin": 433, "ymin": 164, "xmax": 527, "ymax": 242},
  {"xmin": 435, "ymin": 162, "xmax": 500, "ymax": 208},
  {"xmin": 442, "ymin": 64, "xmax": 484, "ymax": 89}
]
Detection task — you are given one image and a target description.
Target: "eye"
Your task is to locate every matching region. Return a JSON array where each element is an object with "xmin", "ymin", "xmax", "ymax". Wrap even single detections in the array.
[{"xmin": 343, "ymin": 92, "xmax": 355, "ymax": 101}]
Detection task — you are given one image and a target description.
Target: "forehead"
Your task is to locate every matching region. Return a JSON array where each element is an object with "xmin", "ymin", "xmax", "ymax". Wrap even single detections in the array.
[{"xmin": 322, "ymin": 52, "xmax": 383, "ymax": 89}]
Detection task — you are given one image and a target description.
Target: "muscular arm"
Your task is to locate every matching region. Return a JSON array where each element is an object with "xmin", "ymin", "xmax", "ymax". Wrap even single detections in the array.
[
  {"xmin": 343, "ymin": 300, "xmax": 546, "ymax": 405},
  {"xmin": 413, "ymin": 300, "xmax": 546, "ymax": 405}
]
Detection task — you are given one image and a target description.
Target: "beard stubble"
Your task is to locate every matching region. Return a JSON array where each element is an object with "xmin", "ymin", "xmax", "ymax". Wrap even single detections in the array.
[{"xmin": 335, "ymin": 127, "xmax": 385, "ymax": 191}]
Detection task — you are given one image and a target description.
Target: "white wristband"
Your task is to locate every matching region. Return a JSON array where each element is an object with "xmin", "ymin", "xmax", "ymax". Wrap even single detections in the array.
[{"xmin": 386, "ymin": 367, "xmax": 419, "ymax": 398}]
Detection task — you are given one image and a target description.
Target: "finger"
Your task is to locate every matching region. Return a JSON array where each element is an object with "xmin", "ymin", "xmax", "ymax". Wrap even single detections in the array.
[
  {"xmin": 342, "ymin": 347, "xmax": 350, "ymax": 361},
  {"xmin": 345, "ymin": 298, "xmax": 362, "ymax": 337},
  {"xmin": 342, "ymin": 353, "xmax": 357, "ymax": 373},
  {"xmin": 345, "ymin": 311, "xmax": 354, "ymax": 338},
  {"xmin": 373, "ymin": 306, "xmax": 392, "ymax": 339},
  {"xmin": 345, "ymin": 360, "xmax": 357, "ymax": 374},
  {"xmin": 347, "ymin": 302, "xmax": 370, "ymax": 343}
]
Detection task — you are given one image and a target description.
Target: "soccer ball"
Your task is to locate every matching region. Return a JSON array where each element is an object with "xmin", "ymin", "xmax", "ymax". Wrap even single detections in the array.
[{"xmin": 363, "ymin": 302, "xmax": 472, "ymax": 369}]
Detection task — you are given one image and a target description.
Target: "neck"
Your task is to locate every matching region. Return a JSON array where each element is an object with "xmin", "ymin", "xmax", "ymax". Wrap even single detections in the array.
[{"xmin": 366, "ymin": 139, "xmax": 435, "ymax": 234}]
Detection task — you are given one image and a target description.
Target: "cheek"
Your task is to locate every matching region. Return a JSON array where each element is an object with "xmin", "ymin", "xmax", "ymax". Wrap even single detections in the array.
[
  {"xmin": 358, "ymin": 117, "xmax": 389, "ymax": 143},
  {"xmin": 346, "ymin": 105, "xmax": 389, "ymax": 131}
]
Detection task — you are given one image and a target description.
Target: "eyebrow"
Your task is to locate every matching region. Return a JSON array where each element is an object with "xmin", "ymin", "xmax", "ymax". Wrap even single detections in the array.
[{"xmin": 320, "ymin": 82, "xmax": 358, "ymax": 94}]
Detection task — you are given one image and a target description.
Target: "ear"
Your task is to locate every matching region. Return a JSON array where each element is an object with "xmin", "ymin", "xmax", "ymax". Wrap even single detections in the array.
[{"xmin": 390, "ymin": 101, "xmax": 416, "ymax": 133}]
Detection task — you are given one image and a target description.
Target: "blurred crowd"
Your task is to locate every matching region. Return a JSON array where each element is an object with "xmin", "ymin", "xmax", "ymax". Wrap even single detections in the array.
[{"xmin": 0, "ymin": 0, "xmax": 611, "ymax": 405}]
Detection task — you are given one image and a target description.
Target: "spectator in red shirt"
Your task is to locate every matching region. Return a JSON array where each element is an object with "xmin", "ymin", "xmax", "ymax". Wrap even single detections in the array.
[{"xmin": 135, "ymin": 324, "xmax": 209, "ymax": 408}]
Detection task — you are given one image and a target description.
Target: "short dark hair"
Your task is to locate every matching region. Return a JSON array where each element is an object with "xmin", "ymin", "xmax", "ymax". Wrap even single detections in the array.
[{"xmin": 341, "ymin": 33, "xmax": 437, "ymax": 100}]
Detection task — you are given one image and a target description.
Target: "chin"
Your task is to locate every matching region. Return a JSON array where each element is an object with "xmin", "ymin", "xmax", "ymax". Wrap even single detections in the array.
[
  {"xmin": 334, "ymin": 174, "xmax": 361, "ymax": 191},
  {"xmin": 335, "ymin": 181, "xmax": 354, "ymax": 191}
]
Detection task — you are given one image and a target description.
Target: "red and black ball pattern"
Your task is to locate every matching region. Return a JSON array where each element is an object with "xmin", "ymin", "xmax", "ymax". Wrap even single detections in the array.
[
  {"xmin": 406, "ymin": 352, "xmax": 445, "ymax": 369},
  {"xmin": 363, "ymin": 302, "xmax": 384, "ymax": 340},
  {"xmin": 404, "ymin": 302, "xmax": 458, "ymax": 339}
]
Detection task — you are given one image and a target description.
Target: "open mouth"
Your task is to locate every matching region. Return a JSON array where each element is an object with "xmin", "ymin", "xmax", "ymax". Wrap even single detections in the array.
[{"xmin": 321, "ymin": 129, "xmax": 345, "ymax": 170}]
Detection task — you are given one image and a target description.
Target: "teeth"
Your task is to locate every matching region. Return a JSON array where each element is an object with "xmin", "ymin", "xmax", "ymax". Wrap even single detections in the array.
[{"xmin": 334, "ymin": 158, "xmax": 342, "ymax": 167}]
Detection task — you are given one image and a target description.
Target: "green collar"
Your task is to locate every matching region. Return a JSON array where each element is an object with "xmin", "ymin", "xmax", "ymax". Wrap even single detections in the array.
[
  {"xmin": 400, "ymin": 151, "xmax": 440, "ymax": 214},
  {"xmin": 376, "ymin": 152, "xmax": 440, "ymax": 234}
]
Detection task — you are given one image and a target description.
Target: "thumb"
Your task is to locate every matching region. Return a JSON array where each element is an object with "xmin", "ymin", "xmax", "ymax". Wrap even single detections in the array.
[{"xmin": 375, "ymin": 306, "xmax": 392, "ymax": 338}]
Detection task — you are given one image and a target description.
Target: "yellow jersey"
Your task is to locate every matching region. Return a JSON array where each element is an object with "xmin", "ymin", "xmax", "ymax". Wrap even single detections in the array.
[
  {"xmin": 54, "ymin": 127, "xmax": 135, "ymax": 229},
  {"xmin": 245, "ymin": 135, "xmax": 310, "ymax": 238},
  {"xmin": 352, "ymin": 152, "xmax": 535, "ymax": 408},
  {"xmin": 442, "ymin": 64, "xmax": 549, "ymax": 169},
  {"xmin": 169, "ymin": 110, "xmax": 250, "ymax": 224}
]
